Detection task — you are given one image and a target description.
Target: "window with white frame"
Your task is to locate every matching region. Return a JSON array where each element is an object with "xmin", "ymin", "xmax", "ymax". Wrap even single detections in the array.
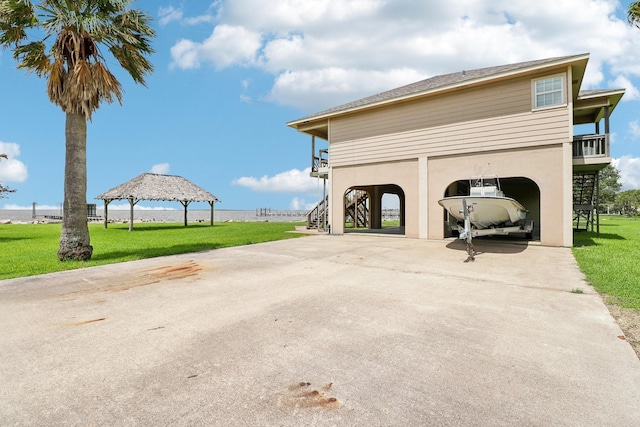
[{"xmin": 533, "ymin": 75, "xmax": 565, "ymax": 109}]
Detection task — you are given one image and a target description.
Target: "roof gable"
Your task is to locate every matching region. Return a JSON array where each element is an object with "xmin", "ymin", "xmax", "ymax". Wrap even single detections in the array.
[{"xmin": 288, "ymin": 53, "xmax": 590, "ymax": 129}]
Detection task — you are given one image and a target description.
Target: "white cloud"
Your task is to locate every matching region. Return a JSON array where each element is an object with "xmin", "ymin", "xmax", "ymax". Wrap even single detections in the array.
[
  {"xmin": 268, "ymin": 67, "xmax": 425, "ymax": 110},
  {"xmin": 0, "ymin": 141, "xmax": 28, "ymax": 183},
  {"xmin": 289, "ymin": 197, "xmax": 316, "ymax": 210},
  {"xmin": 612, "ymin": 156, "xmax": 640, "ymax": 190},
  {"xmin": 630, "ymin": 121, "xmax": 640, "ymax": 139},
  {"xmin": 610, "ymin": 75, "xmax": 639, "ymax": 100},
  {"xmin": 170, "ymin": 25, "xmax": 262, "ymax": 70},
  {"xmin": 3, "ymin": 203, "xmax": 60, "ymax": 210},
  {"xmin": 240, "ymin": 79, "xmax": 253, "ymax": 102},
  {"xmin": 184, "ymin": 15, "xmax": 215, "ymax": 26},
  {"xmin": 170, "ymin": 39, "xmax": 202, "ymax": 69},
  {"xmin": 150, "ymin": 163, "xmax": 170, "ymax": 174},
  {"xmin": 158, "ymin": 6, "xmax": 213, "ymax": 26},
  {"xmin": 158, "ymin": 6, "xmax": 183, "ymax": 26},
  {"xmin": 169, "ymin": 0, "xmax": 640, "ymax": 112},
  {"xmin": 232, "ymin": 167, "xmax": 320, "ymax": 193}
]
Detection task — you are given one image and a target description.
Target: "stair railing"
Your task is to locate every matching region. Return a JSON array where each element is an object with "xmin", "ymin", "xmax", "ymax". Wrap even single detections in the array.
[{"xmin": 307, "ymin": 195, "xmax": 329, "ymax": 230}]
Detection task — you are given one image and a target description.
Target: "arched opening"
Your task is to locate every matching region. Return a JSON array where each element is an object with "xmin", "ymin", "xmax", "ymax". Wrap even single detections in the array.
[
  {"xmin": 344, "ymin": 184, "xmax": 405, "ymax": 235},
  {"xmin": 441, "ymin": 176, "xmax": 540, "ymax": 241}
]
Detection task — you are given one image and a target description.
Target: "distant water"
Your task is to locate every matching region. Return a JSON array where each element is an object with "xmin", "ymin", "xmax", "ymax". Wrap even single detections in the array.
[{"xmin": 0, "ymin": 209, "xmax": 308, "ymax": 224}]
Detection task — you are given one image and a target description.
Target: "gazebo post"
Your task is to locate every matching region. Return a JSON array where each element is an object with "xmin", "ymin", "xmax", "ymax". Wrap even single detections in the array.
[
  {"xmin": 209, "ymin": 201, "xmax": 215, "ymax": 226},
  {"xmin": 181, "ymin": 201, "xmax": 190, "ymax": 227},
  {"xmin": 103, "ymin": 199, "xmax": 109, "ymax": 229},
  {"xmin": 128, "ymin": 197, "xmax": 135, "ymax": 232}
]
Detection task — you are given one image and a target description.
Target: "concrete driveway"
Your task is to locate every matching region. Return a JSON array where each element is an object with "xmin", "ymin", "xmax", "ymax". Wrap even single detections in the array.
[{"xmin": 1, "ymin": 235, "xmax": 639, "ymax": 426}]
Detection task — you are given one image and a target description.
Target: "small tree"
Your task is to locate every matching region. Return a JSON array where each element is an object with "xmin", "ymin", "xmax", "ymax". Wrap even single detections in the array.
[
  {"xmin": 598, "ymin": 164, "xmax": 622, "ymax": 213},
  {"xmin": 615, "ymin": 189, "xmax": 640, "ymax": 216},
  {"xmin": 0, "ymin": 153, "xmax": 16, "ymax": 199}
]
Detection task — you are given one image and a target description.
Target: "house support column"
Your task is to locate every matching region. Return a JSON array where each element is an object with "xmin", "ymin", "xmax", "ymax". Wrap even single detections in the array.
[
  {"xmin": 311, "ymin": 136, "xmax": 315, "ymax": 172},
  {"xmin": 562, "ymin": 143, "xmax": 574, "ymax": 247},
  {"xmin": 418, "ymin": 157, "xmax": 428, "ymax": 238},
  {"xmin": 399, "ymin": 192, "xmax": 405, "ymax": 227},
  {"xmin": 596, "ymin": 172, "xmax": 600, "ymax": 235},
  {"xmin": 370, "ymin": 187, "xmax": 382, "ymax": 229}
]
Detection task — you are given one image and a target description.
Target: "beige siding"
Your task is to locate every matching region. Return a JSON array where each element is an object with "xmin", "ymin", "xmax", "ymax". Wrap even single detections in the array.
[{"xmin": 329, "ymin": 74, "xmax": 572, "ymax": 168}]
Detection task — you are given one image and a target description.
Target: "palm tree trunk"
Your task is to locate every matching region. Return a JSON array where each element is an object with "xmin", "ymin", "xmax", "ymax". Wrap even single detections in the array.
[{"xmin": 58, "ymin": 112, "xmax": 93, "ymax": 261}]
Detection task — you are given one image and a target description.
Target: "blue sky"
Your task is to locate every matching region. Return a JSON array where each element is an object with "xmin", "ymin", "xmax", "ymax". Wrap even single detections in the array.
[{"xmin": 2, "ymin": 0, "xmax": 640, "ymax": 211}]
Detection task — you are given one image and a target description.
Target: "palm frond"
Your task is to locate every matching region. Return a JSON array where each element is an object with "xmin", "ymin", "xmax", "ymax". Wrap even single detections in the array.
[
  {"xmin": 629, "ymin": 2, "xmax": 640, "ymax": 28},
  {"xmin": 47, "ymin": 59, "xmax": 67, "ymax": 103},
  {"xmin": 109, "ymin": 43, "xmax": 153, "ymax": 85},
  {"xmin": 14, "ymin": 41, "xmax": 51, "ymax": 76},
  {"xmin": 90, "ymin": 61, "xmax": 123, "ymax": 105},
  {"xmin": 0, "ymin": 0, "xmax": 37, "ymax": 46},
  {"xmin": 102, "ymin": 9, "xmax": 155, "ymax": 85}
]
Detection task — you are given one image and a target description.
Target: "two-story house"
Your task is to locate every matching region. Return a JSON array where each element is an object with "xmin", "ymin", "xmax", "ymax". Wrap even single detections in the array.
[{"xmin": 287, "ymin": 53, "xmax": 624, "ymax": 247}]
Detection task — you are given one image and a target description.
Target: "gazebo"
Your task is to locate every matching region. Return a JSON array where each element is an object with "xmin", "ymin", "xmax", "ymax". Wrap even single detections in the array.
[{"xmin": 97, "ymin": 173, "xmax": 220, "ymax": 231}]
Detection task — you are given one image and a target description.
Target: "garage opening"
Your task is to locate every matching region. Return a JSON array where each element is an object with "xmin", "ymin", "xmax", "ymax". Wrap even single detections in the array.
[
  {"xmin": 344, "ymin": 184, "xmax": 405, "ymax": 235},
  {"xmin": 442, "ymin": 176, "xmax": 540, "ymax": 241}
]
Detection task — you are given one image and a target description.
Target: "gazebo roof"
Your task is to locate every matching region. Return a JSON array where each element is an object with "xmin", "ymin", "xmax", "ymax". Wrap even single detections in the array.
[{"xmin": 97, "ymin": 173, "xmax": 219, "ymax": 203}]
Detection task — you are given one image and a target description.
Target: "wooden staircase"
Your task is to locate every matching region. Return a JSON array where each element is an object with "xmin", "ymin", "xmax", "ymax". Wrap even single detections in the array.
[
  {"xmin": 307, "ymin": 195, "xmax": 328, "ymax": 230},
  {"xmin": 573, "ymin": 172, "xmax": 598, "ymax": 231},
  {"xmin": 344, "ymin": 189, "xmax": 369, "ymax": 228}
]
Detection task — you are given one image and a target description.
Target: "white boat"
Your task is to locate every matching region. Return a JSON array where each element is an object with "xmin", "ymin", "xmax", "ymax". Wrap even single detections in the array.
[{"xmin": 438, "ymin": 176, "xmax": 528, "ymax": 229}]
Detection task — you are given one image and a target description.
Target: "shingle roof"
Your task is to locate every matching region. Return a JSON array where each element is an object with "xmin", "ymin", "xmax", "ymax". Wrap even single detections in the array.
[
  {"xmin": 290, "ymin": 53, "xmax": 589, "ymax": 124},
  {"xmin": 97, "ymin": 173, "xmax": 219, "ymax": 203},
  {"xmin": 578, "ymin": 89, "xmax": 625, "ymax": 98}
]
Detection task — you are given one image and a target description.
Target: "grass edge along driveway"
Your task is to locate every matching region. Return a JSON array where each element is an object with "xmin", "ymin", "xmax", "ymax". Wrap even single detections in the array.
[
  {"xmin": 572, "ymin": 216, "xmax": 640, "ymax": 358},
  {"xmin": 0, "ymin": 221, "xmax": 306, "ymax": 280}
]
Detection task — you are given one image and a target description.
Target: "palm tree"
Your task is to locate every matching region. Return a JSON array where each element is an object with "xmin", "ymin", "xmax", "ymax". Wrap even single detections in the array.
[
  {"xmin": 0, "ymin": 0, "xmax": 155, "ymax": 260},
  {"xmin": 629, "ymin": 1, "xmax": 640, "ymax": 28}
]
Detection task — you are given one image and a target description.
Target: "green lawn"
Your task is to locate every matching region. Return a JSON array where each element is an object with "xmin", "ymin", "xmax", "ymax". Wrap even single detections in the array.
[
  {"xmin": 572, "ymin": 216, "xmax": 640, "ymax": 309},
  {"xmin": 0, "ymin": 221, "xmax": 305, "ymax": 280}
]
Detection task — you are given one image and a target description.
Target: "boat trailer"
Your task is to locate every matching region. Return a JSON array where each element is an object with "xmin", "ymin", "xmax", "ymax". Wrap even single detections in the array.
[{"xmin": 457, "ymin": 199, "xmax": 534, "ymax": 261}]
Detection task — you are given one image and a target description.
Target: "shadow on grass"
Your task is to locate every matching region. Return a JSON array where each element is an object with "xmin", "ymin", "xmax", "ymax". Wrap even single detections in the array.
[
  {"xmin": 574, "ymin": 223, "xmax": 622, "ymax": 228},
  {"xmin": 91, "ymin": 242, "xmax": 224, "ymax": 261},
  {"xmin": 0, "ymin": 236, "xmax": 35, "ymax": 242},
  {"xmin": 573, "ymin": 231, "xmax": 626, "ymax": 248}
]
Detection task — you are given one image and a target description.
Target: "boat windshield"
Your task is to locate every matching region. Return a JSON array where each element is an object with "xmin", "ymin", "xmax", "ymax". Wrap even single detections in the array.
[{"xmin": 471, "ymin": 176, "xmax": 499, "ymax": 189}]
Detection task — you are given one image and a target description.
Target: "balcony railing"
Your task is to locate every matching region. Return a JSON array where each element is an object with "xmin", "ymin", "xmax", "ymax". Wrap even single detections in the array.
[
  {"xmin": 311, "ymin": 148, "xmax": 329, "ymax": 177},
  {"xmin": 573, "ymin": 134, "xmax": 610, "ymax": 159}
]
